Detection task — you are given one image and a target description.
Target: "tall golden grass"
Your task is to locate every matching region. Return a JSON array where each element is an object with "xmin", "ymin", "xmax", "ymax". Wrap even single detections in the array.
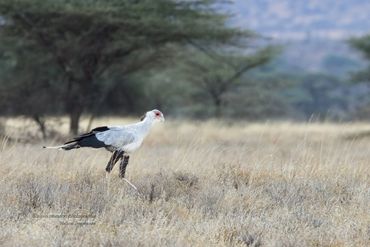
[{"xmin": 0, "ymin": 117, "xmax": 369, "ymax": 246}]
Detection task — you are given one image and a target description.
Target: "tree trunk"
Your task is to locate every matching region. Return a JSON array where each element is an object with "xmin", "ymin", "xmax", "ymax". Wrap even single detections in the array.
[
  {"xmin": 69, "ymin": 108, "xmax": 82, "ymax": 135},
  {"xmin": 65, "ymin": 81, "xmax": 84, "ymax": 135},
  {"xmin": 213, "ymin": 96, "xmax": 222, "ymax": 118},
  {"xmin": 86, "ymin": 114, "xmax": 95, "ymax": 132},
  {"xmin": 32, "ymin": 114, "xmax": 47, "ymax": 140}
]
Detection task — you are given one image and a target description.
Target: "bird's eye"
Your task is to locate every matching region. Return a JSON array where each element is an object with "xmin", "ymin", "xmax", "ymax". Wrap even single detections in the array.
[{"xmin": 155, "ymin": 112, "xmax": 160, "ymax": 116}]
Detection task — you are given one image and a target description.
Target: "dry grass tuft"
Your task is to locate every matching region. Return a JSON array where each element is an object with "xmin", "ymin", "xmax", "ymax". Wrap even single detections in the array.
[{"xmin": 1, "ymin": 119, "xmax": 370, "ymax": 246}]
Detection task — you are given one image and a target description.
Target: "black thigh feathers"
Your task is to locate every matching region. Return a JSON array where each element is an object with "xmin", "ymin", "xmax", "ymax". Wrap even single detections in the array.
[
  {"xmin": 62, "ymin": 126, "xmax": 110, "ymax": 150},
  {"xmin": 105, "ymin": 150, "xmax": 130, "ymax": 178}
]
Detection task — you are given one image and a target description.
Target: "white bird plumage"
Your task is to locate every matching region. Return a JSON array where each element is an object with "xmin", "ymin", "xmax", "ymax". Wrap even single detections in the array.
[
  {"xmin": 44, "ymin": 109, "xmax": 164, "ymax": 179},
  {"xmin": 95, "ymin": 110, "xmax": 164, "ymax": 152}
]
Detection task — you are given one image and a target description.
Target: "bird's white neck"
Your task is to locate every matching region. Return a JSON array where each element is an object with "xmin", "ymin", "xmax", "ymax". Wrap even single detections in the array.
[{"xmin": 138, "ymin": 116, "xmax": 156, "ymax": 135}]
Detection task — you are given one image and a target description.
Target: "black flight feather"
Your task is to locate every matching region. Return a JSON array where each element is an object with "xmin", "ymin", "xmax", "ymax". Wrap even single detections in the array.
[
  {"xmin": 64, "ymin": 126, "xmax": 109, "ymax": 144},
  {"xmin": 61, "ymin": 126, "xmax": 110, "ymax": 150}
]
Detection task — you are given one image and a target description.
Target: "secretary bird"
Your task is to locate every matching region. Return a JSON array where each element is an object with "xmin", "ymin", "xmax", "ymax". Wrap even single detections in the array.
[{"xmin": 44, "ymin": 109, "xmax": 164, "ymax": 185}]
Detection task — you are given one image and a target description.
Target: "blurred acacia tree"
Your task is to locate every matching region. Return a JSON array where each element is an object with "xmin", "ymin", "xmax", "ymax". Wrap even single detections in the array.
[
  {"xmin": 350, "ymin": 35, "xmax": 370, "ymax": 83},
  {"xmin": 289, "ymin": 73, "xmax": 347, "ymax": 120},
  {"xmin": 349, "ymin": 35, "xmax": 370, "ymax": 118},
  {"xmin": 0, "ymin": 0, "xmax": 244, "ymax": 134},
  {"xmin": 0, "ymin": 38, "xmax": 61, "ymax": 139},
  {"xmin": 181, "ymin": 46, "xmax": 280, "ymax": 117}
]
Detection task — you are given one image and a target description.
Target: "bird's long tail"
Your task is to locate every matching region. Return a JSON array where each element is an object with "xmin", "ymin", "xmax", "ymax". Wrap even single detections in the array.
[
  {"xmin": 43, "ymin": 132, "xmax": 105, "ymax": 150},
  {"xmin": 43, "ymin": 142, "xmax": 79, "ymax": 150}
]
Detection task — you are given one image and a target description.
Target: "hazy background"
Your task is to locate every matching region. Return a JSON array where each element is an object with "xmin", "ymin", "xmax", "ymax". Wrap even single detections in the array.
[
  {"xmin": 228, "ymin": 0, "xmax": 370, "ymax": 119},
  {"xmin": 0, "ymin": 0, "xmax": 370, "ymax": 137},
  {"xmin": 230, "ymin": 0, "xmax": 369, "ymax": 74}
]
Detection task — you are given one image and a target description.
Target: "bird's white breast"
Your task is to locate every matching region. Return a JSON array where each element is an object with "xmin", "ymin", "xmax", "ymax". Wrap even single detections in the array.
[{"xmin": 122, "ymin": 139, "xmax": 143, "ymax": 153}]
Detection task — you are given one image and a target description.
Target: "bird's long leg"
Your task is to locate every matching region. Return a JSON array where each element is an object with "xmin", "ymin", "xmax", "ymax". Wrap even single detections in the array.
[
  {"xmin": 105, "ymin": 150, "xmax": 124, "ymax": 195},
  {"xmin": 123, "ymin": 178, "xmax": 138, "ymax": 191},
  {"xmin": 119, "ymin": 155, "xmax": 138, "ymax": 191},
  {"xmin": 105, "ymin": 151, "xmax": 118, "ymax": 173},
  {"xmin": 119, "ymin": 155, "xmax": 129, "ymax": 178}
]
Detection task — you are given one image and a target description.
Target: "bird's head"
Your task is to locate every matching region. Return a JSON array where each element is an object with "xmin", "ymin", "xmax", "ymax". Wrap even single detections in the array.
[{"xmin": 141, "ymin": 109, "xmax": 165, "ymax": 123}]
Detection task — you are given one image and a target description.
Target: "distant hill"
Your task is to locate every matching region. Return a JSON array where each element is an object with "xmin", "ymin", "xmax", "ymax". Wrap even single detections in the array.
[
  {"xmin": 226, "ymin": 0, "xmax": 370, "ymax": 76},
  {"xmin": 272, "ymin": 39, "xmax": 366, "ymax": 76},
  {"xmin": 229, "ymin": 0, "xmax": 370, "ymax": 40}
]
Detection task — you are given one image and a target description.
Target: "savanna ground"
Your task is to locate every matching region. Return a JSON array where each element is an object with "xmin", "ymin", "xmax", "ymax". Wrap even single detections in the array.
[{"xmin": 0, "ymin": 117, "xmax": 370, "ymax": 246}]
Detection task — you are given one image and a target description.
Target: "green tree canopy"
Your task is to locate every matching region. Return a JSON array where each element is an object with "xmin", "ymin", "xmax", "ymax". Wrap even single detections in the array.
[
  {"xmin": 180, "ymin": 46, "xmax": 280, "ymax": 117},
  {"xmin": 0, "ymin": 0, "xmax": 245, "ymax": 134},
  {"xmin": 350, "ymin": 35, "xmax": 370, "ymax": 82}
]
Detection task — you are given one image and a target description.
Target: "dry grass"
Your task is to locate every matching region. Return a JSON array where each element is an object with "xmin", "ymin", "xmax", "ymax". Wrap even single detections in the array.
[{"xmin": 1, "ymin": 118, "xmax": 370, "ymax": 246}]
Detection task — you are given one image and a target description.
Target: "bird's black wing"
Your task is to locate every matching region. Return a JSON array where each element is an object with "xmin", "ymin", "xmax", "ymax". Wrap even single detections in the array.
[
  {"xmin": 61, "ymin": 126, "xmax": 112, "ymax": 150},
  {"xmin": 64, "ymin": 126, "xmax": 109, "ymax": 144},
  {"xmin": 91, "ymin": 126, "xmax": 110, "ymax": 133}
]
